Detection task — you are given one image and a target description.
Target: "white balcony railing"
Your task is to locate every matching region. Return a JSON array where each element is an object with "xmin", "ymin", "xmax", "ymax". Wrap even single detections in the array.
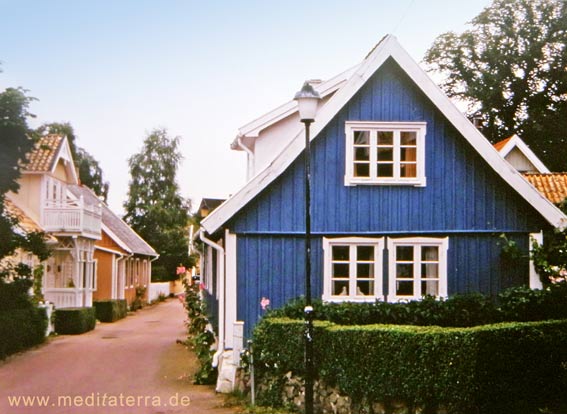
[
  {"xmin": 44, "ymin": 288, "xmax": 91, "ymax": 308},
  {"xmin": 42, "ymin": 196, "xmax": 102, "ymax": 238}
]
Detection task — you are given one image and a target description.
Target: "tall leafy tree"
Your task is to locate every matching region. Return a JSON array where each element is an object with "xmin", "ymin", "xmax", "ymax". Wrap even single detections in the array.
[
  {"xmin": 124, "ymin": 128, "xmax": 191, "ymax": 281},
  {"xmin": 36, "ymin": 122, "xmax": 109, "ymax": 201},
  {"xmin": 0, "ymin": 83, "xmax": 50, "ymax": 308},
  {"xmin": 424, "ymin": 0, "xmax": 567, "ymax": 171}
]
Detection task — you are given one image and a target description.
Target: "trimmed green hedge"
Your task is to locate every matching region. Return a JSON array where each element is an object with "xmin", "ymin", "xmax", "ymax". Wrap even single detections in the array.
[
  {"xmin": 0, "ymin": 307, "xmax": 47, "ymax": 359},
  {"xmin": 266, "ymin": 284, "xmax": 567, "ymax": 327},
  {"xmin": 54, "ymin": 307, "xmax": 96, "ymax": 335},
  {"xmin": 93, "ymin": 300, "xmax": 127, "ymax": 322},
  {"xmin": 253, "ymin": 318, "xmax": 567, "ymax": 413}
]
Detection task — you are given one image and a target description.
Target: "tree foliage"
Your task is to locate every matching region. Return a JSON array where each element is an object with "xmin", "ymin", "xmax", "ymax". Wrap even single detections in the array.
[
  {"xmin": 0, "ymin": 83, "xmax": 50, "ymax": 307},
  {"xmin": 36, "ymin": 122, "xmax": 109, "ymax": 201},
  {"xmin": 123, "ymin": 128, "xmax": 192, "ymax": 281},
  {"xmin": 424, "ymin": 0, "xmax": 567, "ymax": 171},
  {"xmin": 0, "ymin": 87, "xmax": 36, "ymax": 196}
]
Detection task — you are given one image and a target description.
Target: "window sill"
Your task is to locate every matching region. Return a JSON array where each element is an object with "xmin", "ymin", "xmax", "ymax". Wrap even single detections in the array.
[
  {"xmin": 345, "ymin": 177, "xmax": 427, "ymax": 187},
  {"xmin": 322, "ymin": 295, "xmax": 384, "ymax": 303}
]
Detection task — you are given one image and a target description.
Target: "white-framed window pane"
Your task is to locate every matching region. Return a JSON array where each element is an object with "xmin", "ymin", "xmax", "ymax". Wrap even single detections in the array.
[
  {"xmin": 354, "ymin": 130, "xmax": 370, "ymax": 145},
  {"xmin": 378, "ymin": 131, "xmax": 393, "ymax": 145},
  {"xmin": 356, "ymin": 281, "xmax": 374, "ymax": 296},
  {"xmin": 400, "ymin": 163, "xmax": 417, "ymax": 178},
  {"xmin": 357, "ymin": 263, "xmax": 374, "ymax": 277},
  {"xmin": 355, "ymin": 147, "xmax": 370, "ymax": 161},
  {"xmin": 422, "ymin": 263, "xmax": 439, "ymax": 278},
  {"xmin": 345, "ymin": 121, "xmax": 426, "ymax": 186},
  {"xmin": 422, "ymin": 246, "xmax": 439, "ymax": 261},
  {"xmin": 332, "ymin": 246, "xmax": 349, "ymax": 260},
  {"xmin": 357, "ymin": 245, "xmax": 374, "ymax": 261},
  {"xmin": 396, "ymin": 280, "xmax": 414, "ymax": 296},
  {"xmin": 377, "ymin": 163, "xmax": 394, "ymax": 177},
  {"xmin": 355, "ymin": 163, "xmax": 370, "ymax": 177},
  {"xmin": 333, "ymin": 280, "xmax": 349, "ymax": 296},
  {"xmin": 396, "ymin": 246, "xmax": 413, "ymax": 261},
  {"xmin": 333, "ymin": 263, "xmax": 349, "ymax": 277},
  {"xmin": 400, "ymin": 131, "xmax": 417, "ymax": 145},
  {"xmin": 388, "ymin": 237, "xmax": 448, "ymax": 301},
  {"xmin": 324, "ymin": 237, "xmax": 384, "ymax": 301},
  {"xmin": 422, "ymin": 280, "xmax": 439, "ymax": 296}
]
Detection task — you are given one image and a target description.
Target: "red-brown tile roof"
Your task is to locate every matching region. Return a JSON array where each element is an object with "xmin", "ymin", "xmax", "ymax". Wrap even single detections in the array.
[
  {"xmin": 22, "ymin": 135, "xmax": 64, "ymax": 172},
  {"xmin": 4, "ymin": 198, "xmax": 57, "ymax": 242},
  {"xmin": 524, "ymin": 173, "xmax": 567, "ymax": 204}
]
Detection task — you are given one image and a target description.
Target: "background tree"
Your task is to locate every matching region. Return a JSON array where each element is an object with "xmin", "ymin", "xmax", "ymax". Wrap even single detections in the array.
[
  {"xmin": 0, "ymin": 83, "xmax": 50, "ymax": 308},
  {"xmin": 123, "ymin": 128, "xmax": 192, "ymax": 281},
  {"xmin": 424, "ymin": 0, "xmax": 567, "ymax": 171},
  {"xmin": 36, "ymin": 122, "xmax": 109, "ymax": 201}
]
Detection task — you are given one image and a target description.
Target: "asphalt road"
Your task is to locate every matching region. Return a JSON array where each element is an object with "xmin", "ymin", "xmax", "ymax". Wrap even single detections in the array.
[{"xmin": 0, "ymin": 299, "xmax": 237, "ymax": 414}]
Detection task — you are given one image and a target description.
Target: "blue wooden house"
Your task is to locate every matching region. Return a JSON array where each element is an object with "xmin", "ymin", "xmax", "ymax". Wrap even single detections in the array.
[{"xmin": 198, "ymin": 35, "xmax": 567, "ymax": 391}]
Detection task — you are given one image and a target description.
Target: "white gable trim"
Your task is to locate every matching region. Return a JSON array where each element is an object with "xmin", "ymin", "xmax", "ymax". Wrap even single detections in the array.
[
  {"xmin": 497, "ymin": 134, "xmax": 550, "ymax": 173},
  {"xmin": 52, "ymin": 138, "xmax": 79, "ymax": 185},
  {"xmin": 202, "ymin": 35, "xmax": 567, "ymax": 234}
]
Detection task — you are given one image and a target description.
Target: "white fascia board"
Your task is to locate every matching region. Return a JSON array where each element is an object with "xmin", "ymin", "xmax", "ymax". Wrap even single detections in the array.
[
  {"xmin": 51, "ymin": 138, "xmax": 79, "ymax": 185},
  {"xmin": 498, "ymin": 134, "xmax": 550, "ymax": 173},
  {"xmin": 387, "ymin": 43, "xmax": 566, "ymax": 229},
  {"xmin": 232, "ymin": 64, "xmax": 361, "ymax": 146},
  {"xmin": 203, "ymin": 35, "xmax": 567, "ymax": 234},
  {"xmin": 101, "ymin": 223, "xmax": 133, "ymax": 254}
]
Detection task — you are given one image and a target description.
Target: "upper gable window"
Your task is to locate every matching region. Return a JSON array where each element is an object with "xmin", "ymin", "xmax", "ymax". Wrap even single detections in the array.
[{"xmin": 344, "ymin": 121, "xmax": 427, "ymax": 186}]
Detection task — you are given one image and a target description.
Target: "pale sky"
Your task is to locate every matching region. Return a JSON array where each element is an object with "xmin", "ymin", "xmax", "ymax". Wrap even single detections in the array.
[{"xmin": 0, "ymin": 0, "xmax": 492, "ymax": 214}]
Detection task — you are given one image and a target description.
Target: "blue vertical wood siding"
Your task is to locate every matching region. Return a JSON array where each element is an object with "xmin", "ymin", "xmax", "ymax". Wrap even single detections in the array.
[{"xmin": 229, "ymin": 58, "xmax": 551, "ymax": 338}]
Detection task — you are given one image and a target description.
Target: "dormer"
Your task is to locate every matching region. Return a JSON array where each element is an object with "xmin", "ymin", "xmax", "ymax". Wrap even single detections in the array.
[
  {"xmin": 493, "ymin": 134, "xmax": 550, "ymax": 173},
  {"xmin": 231, "ymin": 65, "xmax": 360, "ymax": 180}
]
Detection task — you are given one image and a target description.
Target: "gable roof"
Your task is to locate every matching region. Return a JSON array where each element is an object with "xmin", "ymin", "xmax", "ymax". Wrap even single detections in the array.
[
  {"xmin": 23, "ymin": 135, "xmax": 79, "ymax": 184},
  {"xmin": 68, "ymin": 185, "xmax": 158, "ymax": 257},
  {"xmin": 202, "ymin": 35, "xmax": 567, "ymax": 234},
  {"xmin": 494, "ymin": 134, "xmax": 550, "ymax": 173},
  {"xmin": 524, "ymin": 173, "xmax": 567, "ymax": 205}
]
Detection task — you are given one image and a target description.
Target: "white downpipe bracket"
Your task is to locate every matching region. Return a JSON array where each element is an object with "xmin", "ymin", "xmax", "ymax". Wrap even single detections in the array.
[{"xmin": 200, "ymin": 231, "xmax": 225, "ymax": 368}]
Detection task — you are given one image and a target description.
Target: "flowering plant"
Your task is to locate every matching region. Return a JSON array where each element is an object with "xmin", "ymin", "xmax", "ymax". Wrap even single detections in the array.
[{"xmin": 260, "ymin": 296, "xmax": 270, "ymax": 310}]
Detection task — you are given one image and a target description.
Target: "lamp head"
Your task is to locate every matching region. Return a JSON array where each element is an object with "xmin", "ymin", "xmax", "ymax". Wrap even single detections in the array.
[{"xmin": 294, "ymin": 81, "xmax": 321, "ymax": 122}]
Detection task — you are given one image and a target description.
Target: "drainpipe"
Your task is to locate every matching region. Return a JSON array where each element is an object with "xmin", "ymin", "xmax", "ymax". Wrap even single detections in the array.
[
  {"xmin": 200, "ymin": 230, "xmax": 225, "ymax": 367},
  {"xmin": 236, "ymin": 135, "xmax": 254, "ymax": 181}
]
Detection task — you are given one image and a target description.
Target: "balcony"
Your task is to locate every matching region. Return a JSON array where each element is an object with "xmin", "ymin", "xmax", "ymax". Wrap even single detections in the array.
[{"xmin": 42, "ymin": 197, "xmax": 102, "ymax": 239}]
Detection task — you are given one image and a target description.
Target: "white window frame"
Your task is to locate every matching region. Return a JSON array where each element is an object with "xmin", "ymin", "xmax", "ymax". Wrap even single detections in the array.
[
  {"xmin": 344, "ymin": 121, "xmax": 427, "ymax": 186},
  {"xmin": 322, "ymin": 237, "xmax": 384, "ymax": 302},
  {"xmin": 387, "ymin": 237, "xmax": 449, "ymax": 302}
]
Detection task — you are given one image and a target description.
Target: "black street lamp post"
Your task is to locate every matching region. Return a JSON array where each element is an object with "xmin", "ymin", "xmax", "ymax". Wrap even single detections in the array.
[{"xmin": 294, "ymin": 81, "xmax": 321, "ymax": 414}]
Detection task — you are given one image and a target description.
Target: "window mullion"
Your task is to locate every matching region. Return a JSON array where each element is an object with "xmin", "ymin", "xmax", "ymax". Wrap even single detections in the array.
[
  {"xmin": 349, "ymin": 245, "xmax": 356, "ymax": 298},
  {"xmin": 394, "ymin": 130, "xmax": 401, "ymax": 180},
  {"xmin": 370, "ymin": 130, "xmax": 377, "ymax": 179},
  {"xmin": 414, "ymin": 245, "xmax": 421, "ymax": 297}
]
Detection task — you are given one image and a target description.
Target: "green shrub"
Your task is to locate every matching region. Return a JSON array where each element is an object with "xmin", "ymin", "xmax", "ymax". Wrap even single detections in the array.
[
  {"xmin": 253, "ymin": 318, "xmax": 567, "ymax": 414},
  {"xmin": 0, "ymin": 307, "xmax": 47, "ymax": 359},
  {"xmin": 182, "ymin": 280, "xmax": 217, "ymax": 385},
  {"xmin": 54, "ymin": 307, "xmax": 96, "ymax": 335},
  {"xmin": 267, "ymin": 285, "xmax": 567, "ymax": 328},
  {"xmin": 93, "ymin": 300, "xmax": 128, "ymax": 322}
]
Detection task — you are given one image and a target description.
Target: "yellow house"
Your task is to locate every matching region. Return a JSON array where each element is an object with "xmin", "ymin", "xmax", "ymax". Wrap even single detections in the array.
[{"xmin": 6, "ymin": 135, "xmax": 102, "ymax": 308}]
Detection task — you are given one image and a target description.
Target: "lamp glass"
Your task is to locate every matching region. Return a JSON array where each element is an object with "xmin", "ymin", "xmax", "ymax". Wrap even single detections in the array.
[{"xmin": 297, "ymin": 97, "xmax": 319, "ymax": 122}]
